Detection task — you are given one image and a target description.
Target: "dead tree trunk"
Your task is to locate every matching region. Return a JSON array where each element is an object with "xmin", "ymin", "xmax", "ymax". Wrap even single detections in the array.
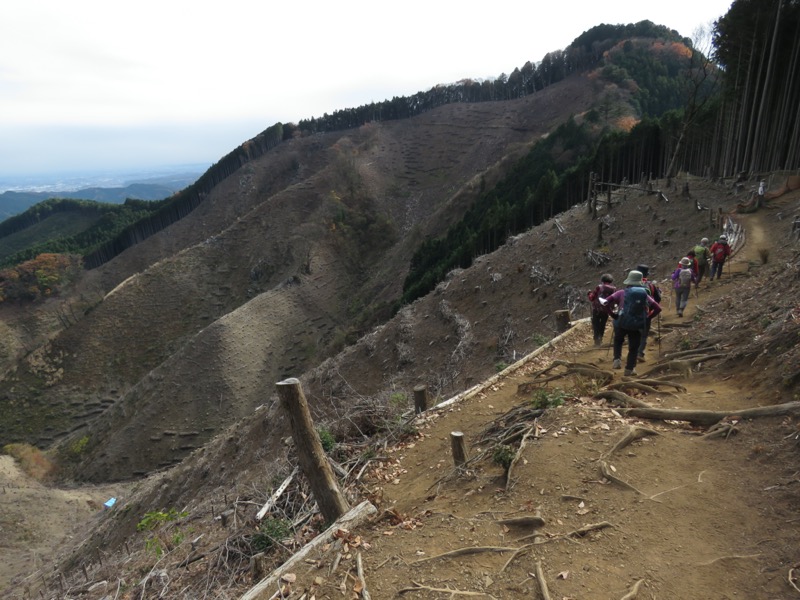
[{"xmin": 276, "ymin": 378, "xmax": 350, "ymax": 522}]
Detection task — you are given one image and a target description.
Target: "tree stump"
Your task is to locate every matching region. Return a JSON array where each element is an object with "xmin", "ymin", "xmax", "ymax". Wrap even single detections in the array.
[{"xmin": 554, "ymin": 310, "xmax": 572, "ymax": 333}]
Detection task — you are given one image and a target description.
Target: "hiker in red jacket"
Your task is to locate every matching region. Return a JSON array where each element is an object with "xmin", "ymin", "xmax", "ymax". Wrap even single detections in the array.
[
  {"xmin": 709, "ymin": 234, "xmax": 731, "ymax": 280},
  {"xmin": 587, "ymin": 273, "xmax": 616, "ymax": 346}
]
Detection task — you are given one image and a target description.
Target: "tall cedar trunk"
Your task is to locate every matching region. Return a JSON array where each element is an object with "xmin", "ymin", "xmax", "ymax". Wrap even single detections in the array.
[{"xmin": 749, "ymin": 1, "xmax": 782, "ymax": 173}]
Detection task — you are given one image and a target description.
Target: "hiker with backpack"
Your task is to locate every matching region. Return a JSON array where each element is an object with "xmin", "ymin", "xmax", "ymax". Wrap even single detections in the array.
[
  {"xmin": 671, "ymin": 257, "xmax": 698, "ymax": 317},
  {"xmin": 635, "ymin": 264, "xmax": 661, "ymax": 363},
  {"xmin": 709, "ymin": 234, "xmax": 731, "ymax": 280},
  {"xmin": 601, "ymin": 270, "xmax": 662, "ymax": 377},
  {"xmin": 691, "ymin": 238, "xmax": 711, "ymax": 286},
  {"xmin": 587, "ymin": 273, "xmax": 616, "ymax": 346}
]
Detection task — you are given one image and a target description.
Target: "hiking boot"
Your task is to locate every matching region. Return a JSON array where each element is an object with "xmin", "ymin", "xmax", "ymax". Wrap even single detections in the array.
[
  {"xmin": 624, "ymin": 369, "xmax": 638, "ymax": 376},
  {"xmin": 594, "ymin": 338, "xmax": 602, "ymax": 347},
  {"xmin": 613, "ymin": 359, "xmax": 621, "ymax": 369},
  {"xmin": 637, "ymin": 353, "xmax": 646, "ymax": 363}
]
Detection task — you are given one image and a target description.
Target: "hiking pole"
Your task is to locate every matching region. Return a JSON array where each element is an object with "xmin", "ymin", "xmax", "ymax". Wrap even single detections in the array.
[{"xmin": 657, "ymin": 313, "xmax": 662, "ymax": 358}]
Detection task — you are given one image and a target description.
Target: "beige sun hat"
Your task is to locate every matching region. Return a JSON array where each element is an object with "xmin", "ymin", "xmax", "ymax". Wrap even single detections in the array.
[
  {"xmin": 680, "ymin": 257, "xmax": 691, "ymax": 266},
  {"xmin": 623, "ymin": 270, "xmax": 644, "ymax": 286}
]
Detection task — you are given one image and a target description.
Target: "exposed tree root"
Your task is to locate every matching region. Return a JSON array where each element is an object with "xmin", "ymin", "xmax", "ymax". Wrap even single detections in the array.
[
  {"xmin": 789, "ymin": 567, "xmax": 800, "ymax": 594},
  {"xmin": 600, "ymin": 461, "xmax": 645, "ymax": 494},
  {"xmin": 410, "ymin": 546, "xmax": 518, "ymax": 564},
  {"xmin": 506, "ymin": 425, "xmax": 535, "ymax": 490},
  {"xmin": 594, "ymin": 390, "xmax": 653, "ymax": 408},
  {"xmin": 497, "ymin": 514, "xmax": 545, "ymax": 528},
  {"xmin": 535, "ymin": 560, "xmax": 553, "ymax": 600},
  {"xmin": 499, "ymin": 543, "xmax": 534, "ymax": 573},
  {"xmin": 398, "ymin": 581, "xmax": 497, "ymax": 598},
  {"xmin": 606, "ymin": 379, "xmax": 686, "ymax": 393},
  {"xmin": 520, "ymin": 361, "xmax": 612, "ymax": 393},
  {"xmin": 618, "ymin": 401, "xmax": 800, "ymax": 427},
  {"xmin": 619, "ymin": 578, "xmax": 645, "ymax": 599},
  {"xmin": 697, "ymin": 553, "xmax": 761, "ymax": 566},
  {"xmin": 663, "ymin": 345, "xmax": 722, "ymax": 359},
  {"xmin": 641, "ymin": 354, "xmax": 726, "ymax": 378},
  {"xmin": 702, "ymin": 421, "xmax": 739, "ymax": 440},
  {"xmin": 604, "ymin": 425, "xmax": 659, "ymax": 458}
]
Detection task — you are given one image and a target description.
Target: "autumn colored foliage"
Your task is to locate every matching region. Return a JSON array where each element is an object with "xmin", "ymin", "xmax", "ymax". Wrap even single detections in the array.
[{"xmin": 0, "ymin": 253, "xmax": 81, "ymax": 303}]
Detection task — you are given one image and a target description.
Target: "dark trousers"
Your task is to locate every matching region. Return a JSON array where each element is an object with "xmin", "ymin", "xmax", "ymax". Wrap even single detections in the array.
[
  {"xmin": 697, "ymin": 262, "xmax": 708, "ymax": 285},
  {"xmin": 710, "ymin": 260, "xmax": 725, "ymax": 280},
  {"xmin": 613, "ymin": 325, "xmax": 642, "ymax": 371},
  {"xmin": 638, "ymin": 317, "xmax": 651, "ymax": 356},
  {"xmin": 591, "ymin": 310, "xmax": 609, "ymax": 343}
]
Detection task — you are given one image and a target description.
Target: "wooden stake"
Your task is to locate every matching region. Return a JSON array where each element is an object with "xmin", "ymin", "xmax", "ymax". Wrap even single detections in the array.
[
  {"xmin": 276, "ymin": 378, "xmax": 350, "ymax": 522},
  {"xmin": 450, "ymin": 431, "xmax": 468, "ymax": 467},
  {"xmin": 413, "ymin": 385, "xmax": 428, "ymax": 414}
]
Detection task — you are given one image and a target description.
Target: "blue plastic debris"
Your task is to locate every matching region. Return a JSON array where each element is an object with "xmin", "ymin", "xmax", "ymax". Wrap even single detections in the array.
[{"xmin": 104, "ymin": 497, "xmax": 117, "ymax": 509}]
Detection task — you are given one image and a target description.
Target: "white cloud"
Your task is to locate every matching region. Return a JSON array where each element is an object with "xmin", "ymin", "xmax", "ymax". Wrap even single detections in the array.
[{"xmin": 0, "ymin": 0, "xmax": 733, "ymax": 177}]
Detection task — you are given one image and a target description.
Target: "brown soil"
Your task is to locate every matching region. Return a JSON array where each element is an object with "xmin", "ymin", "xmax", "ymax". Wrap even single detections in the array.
[
  {"xmin": 3, "ymin": 197, "xmax": 798, "ymax": 599},
  {"xmin": 252, "ymin": 209, "xmax": 800, "ymax": 600}
]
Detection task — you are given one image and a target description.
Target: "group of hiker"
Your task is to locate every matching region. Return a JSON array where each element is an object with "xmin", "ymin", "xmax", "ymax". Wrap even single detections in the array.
[{"xmin": 587, "ymin": 234, "xmax": 732, "ymax": 376}]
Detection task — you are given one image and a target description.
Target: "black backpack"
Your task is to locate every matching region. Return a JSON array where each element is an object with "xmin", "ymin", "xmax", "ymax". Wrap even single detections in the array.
[{"xmin": 616, "ymin": 287, "xmax": 648, "ymax": 330}]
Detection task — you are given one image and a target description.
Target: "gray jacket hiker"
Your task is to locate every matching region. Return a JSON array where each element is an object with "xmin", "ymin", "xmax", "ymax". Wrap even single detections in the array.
[{"xmin": 671, "ymin": 257, "xmax": 698, "ymax": 317}]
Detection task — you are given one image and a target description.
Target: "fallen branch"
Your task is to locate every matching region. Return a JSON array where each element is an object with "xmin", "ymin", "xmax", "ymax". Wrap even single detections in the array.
[
  {"xmin": 240, "ymin": 501, "xmax": 377, "ymax": 600},
  {"xmin": 535, "ymin": 560, "xmax": 552, "ymax": 600},
  {"xmin": 257, "ymin": 467, "xmax": 298, "ymax": 520},
  {"xmin": 619, "ymin": 578, "xmax": 645, "ymax": 599},
  {"xmin": 411, "ymin": 546, "xmax": 518, "ymax": 564},
  {"xmin": 398, "ymin": 581, "xmax": 497, "ymax": 598}
]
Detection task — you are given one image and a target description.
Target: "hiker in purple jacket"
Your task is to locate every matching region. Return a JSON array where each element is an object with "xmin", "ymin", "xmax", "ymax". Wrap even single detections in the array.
[
  {"xmin": 587, "ymin": 273, "xmax": 616, "ymax": 346},
  {"xmin": 602, "ymin": 270, "xmax": 662, "ymax": 377}
]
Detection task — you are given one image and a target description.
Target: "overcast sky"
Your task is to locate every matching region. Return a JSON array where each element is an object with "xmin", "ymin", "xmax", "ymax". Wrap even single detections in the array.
[{"xmin": 0, "ymin": 0, "xmax": 732, "ymax": 179}]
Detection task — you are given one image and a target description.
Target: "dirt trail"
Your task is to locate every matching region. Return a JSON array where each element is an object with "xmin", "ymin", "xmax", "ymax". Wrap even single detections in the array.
[{"xmin": 265, "ymin": 210, "xmax": 800, "ymax": 599}]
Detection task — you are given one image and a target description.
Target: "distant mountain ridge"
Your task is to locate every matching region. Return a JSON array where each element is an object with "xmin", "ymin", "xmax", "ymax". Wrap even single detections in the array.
[{"xmin": 0, "ymin": 171, "xmax": 203, "ymax": 221}]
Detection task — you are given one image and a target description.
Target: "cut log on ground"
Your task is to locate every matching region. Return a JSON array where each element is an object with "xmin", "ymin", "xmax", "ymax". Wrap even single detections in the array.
[
  {"xmin": 240, "ymin": 500, "xmax": 377, "ymax": 600},
  {"xmin": 617, "ymin": 401, "xmax": 800, "ymax": 427}
]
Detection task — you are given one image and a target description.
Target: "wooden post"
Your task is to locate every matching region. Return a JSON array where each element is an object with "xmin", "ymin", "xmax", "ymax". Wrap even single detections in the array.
[
  {"xmin": 413, "ymin": 385, "xmax": 428, "ymax": 414},
  {"xmin": 276, "ymin": 378, "xmax": 350, "ymax": 522},
  {"xmin": 450, "ymin": 431, "xmax": 468, "ymax": 467},
  {"xmin": 554, "ymin": 310, "xmax": 572, "ymax": 333}
]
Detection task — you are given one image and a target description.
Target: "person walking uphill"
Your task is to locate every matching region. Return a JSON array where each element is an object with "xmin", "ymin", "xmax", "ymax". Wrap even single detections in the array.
[
  {"xmin": 692, "ymin": 237, "xmax": 711, "ymax": 286},
  {"xmin": 671, "ymin": 257, "xmax": 697, "ymax": 317},
  {"xmin": 602, "ymin": 270, "xmax": 662, "ymax": 377},
  {"xmin": 634, "ymin": 264, "xmax": 661, "ymax": 363},
  {"xmin": 587, "ymin": 273, "xmax": 616, "ymax": 346},
  {"xmin": 710, "ymin": 234, "xmax": 731, "ymax": 280}
]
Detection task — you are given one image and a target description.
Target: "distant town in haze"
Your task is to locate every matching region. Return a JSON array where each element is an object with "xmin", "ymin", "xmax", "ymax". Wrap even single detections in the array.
[{"xmin": 0, "ymin": 164, "xmax": 207, "ymax": 195}]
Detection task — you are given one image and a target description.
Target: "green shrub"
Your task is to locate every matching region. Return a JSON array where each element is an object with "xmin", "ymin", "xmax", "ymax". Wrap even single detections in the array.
[
  {"xmin": 317, "ymin": 427, "xmax": 336, "ymax": 453},
  {"xmin": 252, "ymin": 517, "xmax": 292, "ymax": 552},
  {"xmin": 529, "ymin": 388, "xmax": 567, "ymax": 409}
]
